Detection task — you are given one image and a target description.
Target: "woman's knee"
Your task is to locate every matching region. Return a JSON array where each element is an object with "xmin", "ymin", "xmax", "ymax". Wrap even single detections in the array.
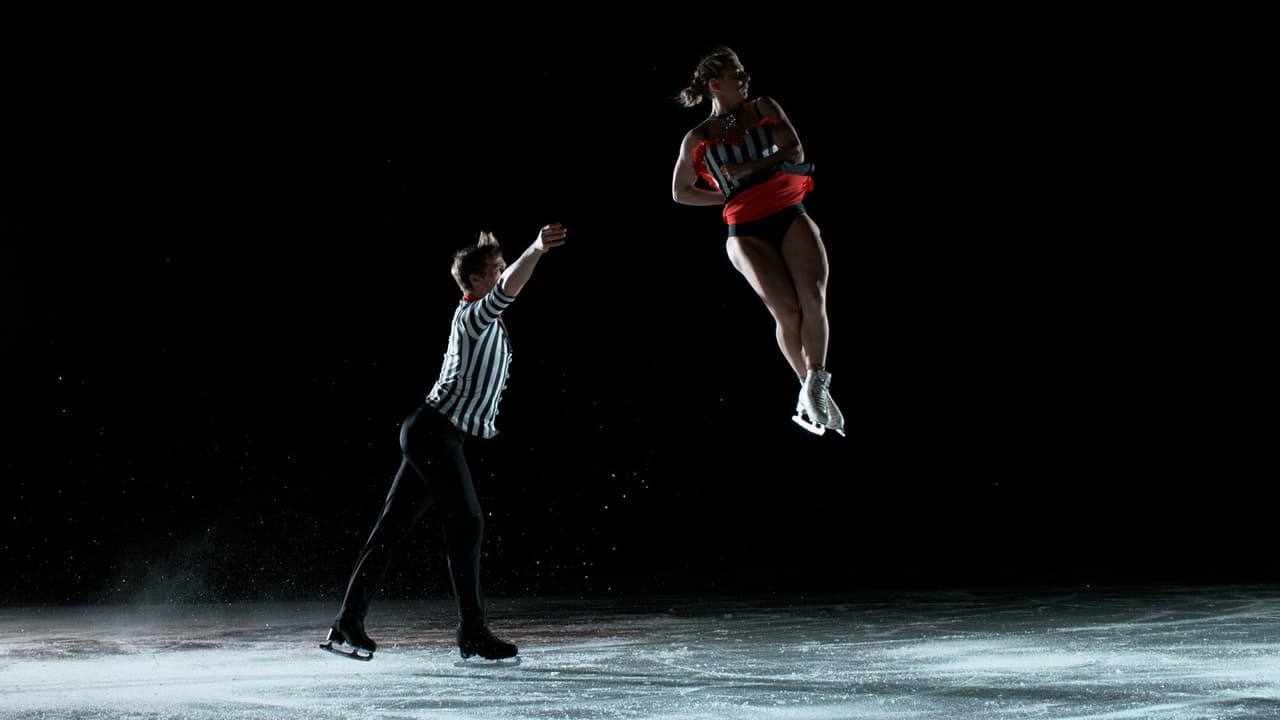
[
  {"xmin": 795, "ymin": 276, "xmax": 827, "ymax": 308},
  {"xmin": 786, "ymin": 248, "xmax": 829, "ymax": 309},
  {"xmin": 769, "ymin": 299, "xmax": 802, "ymax": 328},
  {"xmin": 758, "ymin": 276, "xmax": 802, "ymax": 325}
]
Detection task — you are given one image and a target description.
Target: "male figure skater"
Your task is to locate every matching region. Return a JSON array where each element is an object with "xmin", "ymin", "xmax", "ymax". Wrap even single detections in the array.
[{"xmin": 322, "ymin": 223, "xmax": 568, "ymax": 661}]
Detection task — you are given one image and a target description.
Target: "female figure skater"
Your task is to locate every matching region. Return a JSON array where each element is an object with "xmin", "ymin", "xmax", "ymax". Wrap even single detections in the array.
[{"xmin": 671, "ymin": 46, "xmax": 843, "ymax": 436}]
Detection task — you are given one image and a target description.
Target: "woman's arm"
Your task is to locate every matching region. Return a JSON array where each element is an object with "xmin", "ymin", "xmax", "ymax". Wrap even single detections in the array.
[
  {"xmin": 757, "ymin": 97, "xmax": 804, "ymax": 163},
  {"xmin": 719, "ymin": 97, "xmax": 804, "ymax": 183},
  {"xmin": 672, "ymin": 129, "xmax": 726, "ymax": 206}
]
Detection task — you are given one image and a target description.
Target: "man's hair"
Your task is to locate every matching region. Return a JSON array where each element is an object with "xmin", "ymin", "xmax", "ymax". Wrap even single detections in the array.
[{"xmin": 451, "ymin": 231, "xmax": 502, "ymax": 293}]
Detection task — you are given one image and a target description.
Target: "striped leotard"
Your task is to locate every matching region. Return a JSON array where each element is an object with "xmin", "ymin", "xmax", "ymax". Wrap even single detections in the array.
[{"xmin": 693, "ymin": 99, "xmax": 815, "ymax": 225}]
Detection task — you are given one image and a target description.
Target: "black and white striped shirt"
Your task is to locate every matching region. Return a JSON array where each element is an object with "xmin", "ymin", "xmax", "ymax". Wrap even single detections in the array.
[{"xmin": 425, "ymin": 285, "xmax": 516, "ymax": 438}]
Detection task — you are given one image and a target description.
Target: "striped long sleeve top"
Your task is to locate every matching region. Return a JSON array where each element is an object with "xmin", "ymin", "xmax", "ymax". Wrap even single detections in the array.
[{"xmin": 425, "ymin": 285, "xmax": 516, "ymax": 438}]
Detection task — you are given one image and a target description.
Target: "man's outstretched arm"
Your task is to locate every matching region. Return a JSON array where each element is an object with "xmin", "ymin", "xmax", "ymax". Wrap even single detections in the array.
[{"xmin": 499, "ymin": 223, "xmax": 568, "ymax": 297}]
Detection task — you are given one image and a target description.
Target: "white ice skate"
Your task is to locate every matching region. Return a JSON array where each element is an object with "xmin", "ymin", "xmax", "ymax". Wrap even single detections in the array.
[
  {"xmin": 792, "ymin": 397, "xmax": 826, "ymax": 436},
  {"xmin": 797, "ymin": 369, "xmax": 845, "ymax": 437},
  {"xmin": 824, "ymin": 394, "xmax": 846, "ymax": 437},
  {"xmin": 800, "ymin": 369, "xmax": 832, "ymax": 426}
]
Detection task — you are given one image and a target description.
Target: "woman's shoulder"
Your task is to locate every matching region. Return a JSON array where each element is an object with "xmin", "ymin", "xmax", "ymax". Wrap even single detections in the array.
[
  {"xmin": 683, "ymin": 121, "xmax": 714, "ymax": 144},
  {"xmin": 753, "ymin": 96, "xmax": 784, "ymax": 116}
]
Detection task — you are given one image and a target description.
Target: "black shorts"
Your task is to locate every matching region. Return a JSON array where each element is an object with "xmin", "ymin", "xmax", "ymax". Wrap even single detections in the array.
[{"xmin": 727, "ymin": 203, "xmax": 807, "ymax": 248}]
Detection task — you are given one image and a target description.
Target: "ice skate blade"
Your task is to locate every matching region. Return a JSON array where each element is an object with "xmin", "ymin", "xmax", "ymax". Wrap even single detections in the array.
[
  {"xmin": 456, "ymin": 655, "xmax": 522, "ymax": 667},
  {"xmin": 791, "ymin": 413, "xmax": 826, "ymax": 436},
  {"xmin": 320, "ymin": 641, "xmax": 373, "ymax": 661}
]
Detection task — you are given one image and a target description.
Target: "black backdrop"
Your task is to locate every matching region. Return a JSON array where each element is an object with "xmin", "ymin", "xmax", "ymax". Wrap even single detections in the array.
[{"xmin": 3, "ymin": 18, "xmax": 1266, "ymax": 605}]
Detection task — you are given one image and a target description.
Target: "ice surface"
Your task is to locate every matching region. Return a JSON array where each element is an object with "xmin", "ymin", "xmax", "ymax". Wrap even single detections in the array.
[{"xmin": 2, "ymin": 587, "xmax": 1280, "ymax": 719}]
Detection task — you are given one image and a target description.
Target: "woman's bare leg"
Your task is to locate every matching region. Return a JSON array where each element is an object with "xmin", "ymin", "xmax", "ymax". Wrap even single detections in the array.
[
  {"xmin": 725, "ymin": 235, "xmax": 805, "ymax": 380},
  {"xmin": 779, "ymin": 214, "xmax": 829, "ymax": 371},
  {"xmin": 779, "ymin": 215, "xmax": 843, "ymax": 434}
]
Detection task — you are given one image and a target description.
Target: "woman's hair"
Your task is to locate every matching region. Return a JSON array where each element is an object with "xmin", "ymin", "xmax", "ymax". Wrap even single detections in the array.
[
  {"xmin": 451, "ymin": 231, "xmax": 502, "ymax": 292},
  {"xmin": 675, "ymin": 46, "xmax": 741, "ymax": 108}
]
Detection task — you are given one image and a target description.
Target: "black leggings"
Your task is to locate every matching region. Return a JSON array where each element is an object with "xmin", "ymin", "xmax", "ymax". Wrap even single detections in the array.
[{"xmin": 336, "ymin": 403, "xmax": 486, "ymax": 627}]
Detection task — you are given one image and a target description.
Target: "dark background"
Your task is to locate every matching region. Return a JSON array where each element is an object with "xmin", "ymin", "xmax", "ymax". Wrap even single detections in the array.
[{"xmin": 2, "ymin": 17, "xmax": 1267, "ymax": 605}]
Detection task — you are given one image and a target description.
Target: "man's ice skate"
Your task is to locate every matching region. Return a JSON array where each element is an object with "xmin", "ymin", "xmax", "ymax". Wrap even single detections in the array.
[
  {"xmin": 319, "ymin": 617, "xmax": 376, "ymax": 661},
  {"xmin": 791, "ymin": 397, "xmax": 826, "ymax": 436},
  {"xmin": 457, "ymin": 623, "xmax": 518, "ymax": 660}
]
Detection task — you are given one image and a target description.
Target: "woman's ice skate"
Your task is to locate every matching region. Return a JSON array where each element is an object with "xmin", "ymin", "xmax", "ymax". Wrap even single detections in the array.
[
  {"xmin": 823, "ymin": 394, "xmax": 846, "ymax": 437},
  {"xmin": 792, "ymin": 397, "xmax": 826, "ymax": 436},
  {"xmin": 794, "ymin": 369, "xmax": 844, "ymax": 437}
]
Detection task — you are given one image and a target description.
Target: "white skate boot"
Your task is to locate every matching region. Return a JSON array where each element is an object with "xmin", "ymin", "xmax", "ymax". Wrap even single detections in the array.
[
  {"xmin": 824, "ymin": 393, "xmax": 845, "ymax": 437},
  {"xmin": 791, "ymin": 392, "xmax": 826, "ymax": 436},
  {"xmin": 792, "ymin": 375, "xmax": 826, "ymax": 436},
  {"xmin": 800, "ymin": 369, "xmax": 832, "ymax": 426}
]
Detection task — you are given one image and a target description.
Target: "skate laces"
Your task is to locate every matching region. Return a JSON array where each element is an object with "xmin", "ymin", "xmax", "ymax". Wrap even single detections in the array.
[
  {"xmin": 806, "ymin": 370, "xmax": 831, "ymax": 416},
  {"xmin": 827, "ymin": 395, "xmax": 844, "ymax": 424}
]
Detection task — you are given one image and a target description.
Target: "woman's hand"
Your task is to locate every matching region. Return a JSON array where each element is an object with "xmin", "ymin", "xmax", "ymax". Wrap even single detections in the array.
[{"xmin": 720, "ymin": 162, "xmax": 747, "ymax": 183}]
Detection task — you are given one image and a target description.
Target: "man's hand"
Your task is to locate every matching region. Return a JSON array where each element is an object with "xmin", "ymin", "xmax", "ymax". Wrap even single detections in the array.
[
  {"xmin": 533, "ymin": 223, "xmax": 568, "ymax": 253},
  {"xmin": 500, "ymin": 223, "xmax": 567, "ymax": 296}
]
